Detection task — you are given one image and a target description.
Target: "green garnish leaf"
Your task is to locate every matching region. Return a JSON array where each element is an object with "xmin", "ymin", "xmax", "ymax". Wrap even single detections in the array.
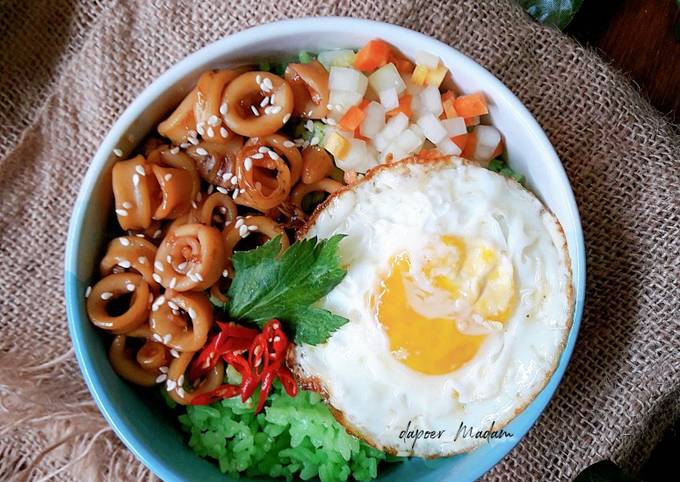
[
  {"xmin": 487, "ymin": 158, "xmax": 525, "ymax": 184},
  {"xmin": 298, "ymin": 50, "xmax": 315, "ymax": 64},
  {"xmin": 227, "ymin": 235, "xmax": 348, "ymax": 345}
]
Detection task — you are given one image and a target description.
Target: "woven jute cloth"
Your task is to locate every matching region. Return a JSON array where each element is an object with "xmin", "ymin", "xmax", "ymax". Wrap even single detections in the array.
[{"xmin": 1, "ymin": 0, "xmax": 678, "ymax": 480}]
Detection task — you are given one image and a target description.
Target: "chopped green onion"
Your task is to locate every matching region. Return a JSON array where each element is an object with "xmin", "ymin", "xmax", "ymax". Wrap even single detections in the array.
[
  {"xmin": 298, "ymin": 50, "xmax": 315, "ymax": 64},
  {"xmin": 258, "ymin": 60, "xmax": 271, "ymax": 72}
]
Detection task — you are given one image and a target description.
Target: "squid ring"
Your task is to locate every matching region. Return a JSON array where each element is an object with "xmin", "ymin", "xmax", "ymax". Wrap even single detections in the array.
[
  {"xmin": 301, "ymin": 146, "xmax": 334, "ymax": 184},
  {"xmin": 223, "ymin": 215, "xmax": 289, "ymax": 271},
  {"xmin": 284, "ymin": 61, "xmax": 330, "ymax": 119},
  {"xmin": 165, "ymin": 351, "xmax": 225, "ymax": 405},
  {"xmin": 109, "ymin": 336, "xmax": 161, "ymax": 387},
  {"xmin": 100, "ymin": 236, "xmax": 160, "ymax": 293},
  {"xmin": 246, "ymin": 134, "xmax": 303, "ymax": 185},
  {"xmin": 149, "ymin": 289, "xmax": 213, "ymax": 352},
  {"xmin": 234, "ymin": 144, "xmax": 292, "ymax": 211},
  {"xmin": 222, "ymin": 71, "xmax": 294, "ymax": 137},
  {"xmin": 198, "ymin": 192, "xmax": 238, "ymax": 229},
  {"xmin": 291, "ymin": 178, "xmax": 344, "ymax": 208},
  {"xmin": 87, "ymin": 272, "xmax": 151, "ymax": 333},
  {"xmin": 154, "ymin": 223, "xmax": 225, "ymax": 291}
]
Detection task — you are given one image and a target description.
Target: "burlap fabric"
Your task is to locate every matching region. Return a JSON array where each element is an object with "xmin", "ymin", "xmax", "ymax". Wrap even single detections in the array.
[{"xmin": 1, "ymin": 0, "xmax": 678, "ymax": 480}]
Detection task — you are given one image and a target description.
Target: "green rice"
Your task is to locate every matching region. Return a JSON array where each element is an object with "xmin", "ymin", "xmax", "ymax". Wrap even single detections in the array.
[{"xmin": 175, "ymin": 367, "xmax": 394, "ymax": 481}]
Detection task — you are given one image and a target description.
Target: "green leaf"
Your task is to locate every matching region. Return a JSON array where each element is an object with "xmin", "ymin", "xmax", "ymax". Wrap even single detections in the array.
[
  {"xmin": 228, "ymin": 235, "xmax": 349, "ymax": 345},
  {"xmin": 518, "ymin": 0, "xmax": 583, "ymax": 30}
]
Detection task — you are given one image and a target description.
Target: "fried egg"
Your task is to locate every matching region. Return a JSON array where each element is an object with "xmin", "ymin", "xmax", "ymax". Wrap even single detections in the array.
[{"xmin": 293, "ymin": 157, "xmax": 573, "ymax": 458}]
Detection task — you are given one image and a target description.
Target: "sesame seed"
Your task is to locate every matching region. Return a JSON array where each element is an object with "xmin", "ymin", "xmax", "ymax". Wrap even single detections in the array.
[
  {"xmin": 239, "ymin": 224, "xmax": 249, "ymax": 237},
  {"xmin": 273, "ymin": 335, "xmax": 281, "ymax": 342},
  {"xmin": 247, "ymin": 225, "xmax": 257, "ymax": 232},
  {"xmin": 191, "ymin": 201, "xmax": 198, "ymax": 209},
  {"xmin": 166, "ymin": 380, "xmax": 176, "ymax": 391},
  {"xmin": 135, "ymin": 233, "xmax": 145, "ymax": 238},
  {"xmin": 154, "ymin": 261, "xmax": 163, "ymax": 271},
  {"xmin": 232, "ymin": 188, "xmax": 239, "ymax": 200},
  {"xmin": 250, "ymin": 105, "xmax": 259, "ymax": 117},
  {"xmin": 326, "ymin": 103, "xmax": 334, "ymax": 110},
  {"xmin": 178, "ymin": 261, "xmax": 187, "ymax": 271},
  {"xmin": 207, "ymin": 127, "xmax": 215, "ymax": 138},
  {"xmin": 256, "ymin": 74, "xmax": 262, "ymax": 85},
  {"xmin": 171, "ymin": 348, "xmax": 180, "ymax": 358},
  {"xmin": 188, "ymin": 308, "xmax": 197, "ymax": 319},
  {"xmin": 113, "ymin": 148, "xmax": 123, "ymax": 157},
  {"xmin": 283, "ymin": 140, "xmax": 295, "ymax": 148},
  {"xmin": 115, "ymin": 208, "xmax": 128, "ymax": 217},
  {"xmin": 135, "ymin": 165, "xmax": 146, "ymax": 176},
  {"xmin": 155, "ymin": 374, "xmax": 167, "ymax": 383},
  {"xmin": 258, "ymin": 146, "xmax": 269, "ymax": 153},
  {"xmin": 268, "ymin": 105, "xmax": 282, "ymax": 115},
  {"xmin": 305, "ymin": 120, "xmax": 314, "ymax": 131},
  {"xmin": 207, "ymin": 115, "xmax": 220, "ymax": 126},
  {"xmin": 196, "ymin": 123, "xmax": 205, "ymax": 136},
  {"xmin": 163, "ymin": 334, "xmax": 172, "ymax": 344},
  {"xmin": 262, "ymin": 78, "xmax": 273, "ymax": 92},
  {"xmin": 132, "ymin": 174, "xmax": 140, "ymax": 186},
  {"xmin": 268, "ymin": 150, "xmax": 280, "ymax": 160},
  {"xmin": 152, "ymin": 273, "xmax": 162, "ymax": 283},
  {"xmin": 153, "ymin": 333, "xmax": 162, "ymax": 342},
  {"xmin": 180, "ymin": 142, "xmax": 191, "ymax": 149},
  {"xmin": 138, "ymin": 256, "xmax": 147, "ymax": 264},
  {"xmin": 162, "ymin": 173, "xmax": 172, "ymax": 182},
  {"xmin": 324, "ymin": 117, "xmax": 337, "ymax": 126},
  {"xmin": 244, "ymin": 157, "xmax": 252, "ymax": 171},
  {"xmin": 310, "ymin": 136, "xmax": 320, "ymax": 146},
  {"xmin": 168, "ymin": 301, "xmax": 179, "ymax": 311},
  {"xmin": 153, "ymin": 229, "xmax": 162, "ymax": 239},
  {"xmin": 159, "ymin": 366, "xmax": 168, "ymax": 373},
  {"xmin": 170, "ymin": 147, "xmax": 180, "ymax": 154},
  {"xmin": 126, "ymin": 283, "xmax": 136, "ymax": 292},
  {"xmin": 178, "ymin": 374, "xmax": 185, "ymax": 386},
  {"xmin": 195, "ymin": 273, "xmax": 203, "ymax": 282},
  {"xmin": 196, "ymin": 147, "xmax": 208, "ymax": 156},
  {"xmin": 188, "ymin": 136, "xmax": 199, "ymax": 145},
  {"xmin": 118, "ymin": 260, "xmax": 131, "ymax": 269},
  {"xmin": 166, "ymin": 255, "xmax": 172, "ymax": 263},
  {"xmin": 216, "ymin": 186, "xmax": 228, "ymax": 194},
  {"xmin": 230, "ymin": 176, "xmax": 238, "ymax": 185},
  {"xmin": 252, "ymin": 152, "xmax": 264, "ymax": 159},
  {"xmin": 283, "ymin": 113, "xmax": 291, "ymax": 123},
  {"xmin": 270, "ymin": 94, "xmax": 276, "ymax": 104},
  {"xmin": 222, "ymin": 269, "xmax": 229, "ymax": 278},
  {"xmin": 85, "ymin": 286, "xmax": 92, "ymax": 298},
  {"xmin": 219, "ymin": 103, "xmax": 228, "ymax": 115},
  {"xmin": 169, "ymin": 277, "xmax": 177, "ymax": 289},
  {"xmin": 235, "ymin": 218, "xmax": 244, "ymax": 228},
  {"xmin": 177, "ymin": 387, "xmax": 186, "ymax": 398},
  {"xmin": 260, "ymin": 96, "xmax": 270, "ymax": 108},
  {"xmin": 101, "ymin": 292, "xmax": 113, "ymax": 300},
  {"xmin": 220, "ymin": 127, "xmax": 228, "ymax": 138},
  {"xmin": 120, "ymin": 238, "xmax": 131, "ymax": 246}
]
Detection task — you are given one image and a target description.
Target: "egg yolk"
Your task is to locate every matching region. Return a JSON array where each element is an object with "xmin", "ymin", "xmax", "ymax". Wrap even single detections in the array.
[{"xmin": 376, "ymin": 236, "xmax": 516, "ymax": 375}]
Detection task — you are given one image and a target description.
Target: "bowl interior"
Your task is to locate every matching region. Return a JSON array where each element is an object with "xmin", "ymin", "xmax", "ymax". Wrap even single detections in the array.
[{"xmin": 66, "ymin": 17, "xmax": 585, "ymax": 482}]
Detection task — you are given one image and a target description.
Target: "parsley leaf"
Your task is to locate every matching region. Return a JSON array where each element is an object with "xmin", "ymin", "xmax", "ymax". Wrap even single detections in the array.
[{"xmin": 227, "ymin": 234, "xmax": 348, "ymax": 345}]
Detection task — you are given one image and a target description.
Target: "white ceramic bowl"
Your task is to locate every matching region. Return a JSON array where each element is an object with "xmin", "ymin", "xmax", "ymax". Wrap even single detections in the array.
[{"xmin": 66, "ymin": 17, "xmax": 586, "ymax": 482}]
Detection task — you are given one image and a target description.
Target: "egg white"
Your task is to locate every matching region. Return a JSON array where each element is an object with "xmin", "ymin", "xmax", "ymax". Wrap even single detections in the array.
[{"xmin": 293, "ymin": 157, "xmax": 573, "ymax": 458}]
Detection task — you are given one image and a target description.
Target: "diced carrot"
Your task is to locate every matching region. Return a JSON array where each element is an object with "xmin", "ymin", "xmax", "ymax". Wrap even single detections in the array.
[
  {"xmin": 354, "ymin": 127, "xmax": 368, "ymax": 141},
  {"xmin": 452, "ymin": 134, "xmax": 468, "ymax": 151},
  {"xmin": 491, "ymin": 139, "xmax": 504, "ymax": 158},
  {"xmin": 441, "ymin": 91, "xmax": 457, "ymax": 118},
  {"xmin": 441, "ymin": 91, "xmax": 455, "ymax": 102},
  {"xmin": 387, "ymin": 95, "xmax": 412, "ymax": 118},
  {"xmin": 464, "ymin": 116, "xmax": 480, "ymax": 127},
  {"xmin": 354, "ymin": 39, "xmax": 392, "ymax": 72},
  {"xmin": 461, "ymin": 132, "xmax": 477, "ymax": 159},
  {"xmin": 392, "ymin": 57, "xmax": 415, "ymax": 74},
  {"xmin": 358, "ymin": 98, "xmax": 371, "ymax": 110},
  {"xmin": 454, "ymin": 93, "xmax": 488, "ymax": 117},
  {"xmin": 339, "ymin": 106, "xmax": 366, "ymax": 131}
]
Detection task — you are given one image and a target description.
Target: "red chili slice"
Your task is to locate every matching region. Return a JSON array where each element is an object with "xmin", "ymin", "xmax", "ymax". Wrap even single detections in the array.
[
  {"xmin": 189, "ymin": 383, "xmax": 241, "ymax": 406},
  {"xmin": 277, "ymin": 366, "xmax": 298, "ymax": 397}
]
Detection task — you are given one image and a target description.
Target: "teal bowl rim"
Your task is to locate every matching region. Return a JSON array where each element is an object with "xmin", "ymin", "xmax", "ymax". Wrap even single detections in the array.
[{"xmin": 65, "ymin": 17, "xmax": 586, "ymax": 482}]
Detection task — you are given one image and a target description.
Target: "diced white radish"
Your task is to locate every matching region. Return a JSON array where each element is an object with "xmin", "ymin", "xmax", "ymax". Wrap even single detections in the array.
[
  {"xmin": 472, "ymin": 125, "xmax": 502, "ymax": 164},
  {"xmin": 409, "ymin": 122, "xmax": 424, "ymax": 137},
  {"xmin": 373, "ymin": 131, "xmax": 390, "ymax": 152},
  {"xmin": 318, "ymin": 50, "xmax": 356, "ymax": 70},
  {"xmin": 415, "ymin": 50, "xmax": 440, "ymax": 69},
  {"xmin": 379, "ymin": 142, "xmax": 408, "ymax": 164},
  {"xmin": 381, "ymin": 113, "xmax": 409, "ymax": 141},
  {"xmin": 329, "ymin": 90, "xmax": 363, "ymax": 114},
  {"xmin": 416, "ymin": 113, "xmax": 448, "ymax": 144},
  {"xmin": 420, "ymin": 86, "xmax": 443, "ymax": 116},
  {"xmin": 336, "ymin": 138, "xmax": 376, "ymax": 172},
  {"xmin": 396, "ymin": 127, "xmax": 424, "ymax": 154},
  {"xmin": 360, "ymin": 101, "xmax": 386, "ymax": 139},
  {"xmin": 329, "ymin": 67, "xmax": 368, "ymax": 95},
  {"xmin": 436, "ymin": 137, "xmax": 462, "ymax": 156},
  {"xmin": 378, "ymin": 88, "xmax": 399, "ymax": 111},
  {"xmin": 441, "ymin": 117, "xmax": 467, "ymax": 137},
  {"xmin": 369, "ymin": 63, "xmax": 406, "ymax": 95}
]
